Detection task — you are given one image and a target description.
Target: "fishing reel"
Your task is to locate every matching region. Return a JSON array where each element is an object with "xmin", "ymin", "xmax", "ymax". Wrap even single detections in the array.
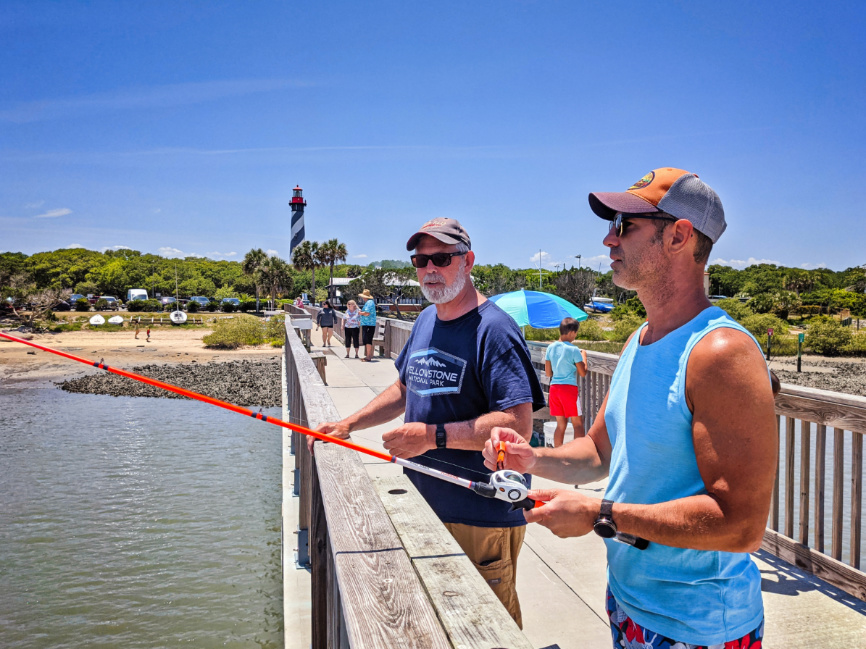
[{"xmin": 472, "ymin": 470, "xmax": 536, "ymax": 510}]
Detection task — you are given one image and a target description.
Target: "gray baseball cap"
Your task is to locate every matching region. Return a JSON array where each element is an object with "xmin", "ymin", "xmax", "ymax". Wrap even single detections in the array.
[
  {"xmin": 406, "ymin": 218, "xmax": 471, "ymax": 250},
  {"xmin": 588, "ymin": 167, "xmax": 727, "ymax": 243}
]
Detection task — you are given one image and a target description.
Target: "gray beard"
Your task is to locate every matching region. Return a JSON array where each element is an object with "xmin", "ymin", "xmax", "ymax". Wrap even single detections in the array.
[{"xmin": 421, "ymin": 267, "xmax": 467, "ymax": 304}]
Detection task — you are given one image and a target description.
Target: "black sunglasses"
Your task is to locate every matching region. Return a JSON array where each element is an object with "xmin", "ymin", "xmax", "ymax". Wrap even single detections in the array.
[
  {"xmin": 410, "ymin": 251, "xmax": 467, "ymax": 268},
  {"xmin": 609, "ymin": 212, "xmax": 678, "ymax": 238}
]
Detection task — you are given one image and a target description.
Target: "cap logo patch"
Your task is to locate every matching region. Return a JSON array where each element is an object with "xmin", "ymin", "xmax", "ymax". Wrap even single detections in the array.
[
  {"xmin": 629, "ymin": 172, "xmax": 655, "ymax": 190},
  {"xmin": 421, "ymin": 218, "xmax": 448, "ymax": 230}
]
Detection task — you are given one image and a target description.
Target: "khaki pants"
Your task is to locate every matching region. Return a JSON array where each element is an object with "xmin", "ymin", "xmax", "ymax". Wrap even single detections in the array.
[{"xmin": 444, "ymin": 522, "xmax": 526, "ymax": 628}]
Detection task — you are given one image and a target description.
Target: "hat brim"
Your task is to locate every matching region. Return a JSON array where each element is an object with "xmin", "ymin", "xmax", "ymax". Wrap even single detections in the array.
[
  {"xmin": 588, "ymin": 192, "xmax": 658, "ymax": 220},
  {"xmin": 405, "ymin": 231, "xmax": 463, "ymax": 251}
]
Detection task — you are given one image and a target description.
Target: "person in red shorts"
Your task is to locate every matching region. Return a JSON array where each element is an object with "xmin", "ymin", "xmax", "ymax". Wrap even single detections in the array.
[{"xmin": 544, "ymin": 317, "xmax": 588, "ymax": 446}]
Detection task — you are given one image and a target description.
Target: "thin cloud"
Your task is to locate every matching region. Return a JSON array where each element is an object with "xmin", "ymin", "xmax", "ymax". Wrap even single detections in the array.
[
  {"xmin": 799, "ymin": 262, "xmax": 827, "ymax": 270},
  {"xmin": 65, "ymin": 243, "xmax": 84, "ymax": 249},
  {"xmin": 205, "ymin": 251, "xmax": 238, "ymax": 258},
  {"xmin": 158, "ymin": 247, "xmax": 186, "ymax": 258},
  {"xmin": 0, "ymin": 78, "xmax": 309, "ymax": 124},
  {"xmin": 101, "ymin": 245, "xmax": 131, "ymax": 252},
  {"xmin": 35, "ymin": 208, "xmax": 72, "ymax": 219},
  {"xmin": 353, "ymin": 254, "xmax": 368, "ymax": 259},
  {"xmin": 266, "ymin": 249, "xmax": 279, "ymax": 257},
  {"xmin": 24, "ymin": 200, "xmax": 45, "ymax": 209},
  {"xmin": 711, "ymin": 256, "xmax": 782, "ymax": 270}
]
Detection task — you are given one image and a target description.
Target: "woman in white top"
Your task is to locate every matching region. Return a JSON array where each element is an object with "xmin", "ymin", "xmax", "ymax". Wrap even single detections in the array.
[{"xmin": 343, "ymin": 300, "xmax": 361, "ymax": 358}]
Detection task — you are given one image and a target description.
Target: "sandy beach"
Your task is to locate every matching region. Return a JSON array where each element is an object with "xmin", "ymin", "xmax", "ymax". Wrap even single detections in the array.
[{"xmin": 0, "ymin": 326, "xmax": 280, "ymax": 387}]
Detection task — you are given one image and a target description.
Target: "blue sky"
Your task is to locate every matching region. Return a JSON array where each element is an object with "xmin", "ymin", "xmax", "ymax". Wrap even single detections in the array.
[{"xmin": 2, "ymin": 1, "xmax": 864, "ymax": 273}]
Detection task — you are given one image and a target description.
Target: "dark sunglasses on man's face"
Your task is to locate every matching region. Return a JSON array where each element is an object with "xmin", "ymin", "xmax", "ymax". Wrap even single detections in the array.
[
  {"xmin": 609, "ymin": 212, "xmax": 677, "ymax": 238},
  {"xmin": 410, "ymin": 251, "xmax": 467, "ymax": 268}
]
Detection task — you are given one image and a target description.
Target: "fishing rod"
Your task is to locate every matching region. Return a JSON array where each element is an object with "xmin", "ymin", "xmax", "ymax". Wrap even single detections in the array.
[{"xmin": 0, "ymin": 331, "xmax": 537, "ymax": 510}]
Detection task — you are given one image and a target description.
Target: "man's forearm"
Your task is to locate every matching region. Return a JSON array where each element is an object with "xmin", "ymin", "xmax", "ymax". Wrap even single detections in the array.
[
  {"xmin": 344, "ymin": 381, "xmax": 406, "ymax": 432},
  {"xmin": 613, "ymin": 495, "xmax": 767, "ymax": 553},
  {"xmin": 530, "ymin": 435, "xmax": 608, "ymax": 484},
  {"xmin": 446, "ymin": 403, "xmax": 533, "ymax": 451}
]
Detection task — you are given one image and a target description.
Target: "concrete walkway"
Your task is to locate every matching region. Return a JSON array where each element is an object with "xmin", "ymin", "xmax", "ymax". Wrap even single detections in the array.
[{"xmin": 305, "ymin": 330, "xmax": 866, "ymax": 648}]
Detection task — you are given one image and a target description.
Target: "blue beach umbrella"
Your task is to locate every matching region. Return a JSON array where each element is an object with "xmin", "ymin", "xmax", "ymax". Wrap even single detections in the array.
[{"xmin": 488, "ymin": 290, "xmax": 588, "ymax": 328}]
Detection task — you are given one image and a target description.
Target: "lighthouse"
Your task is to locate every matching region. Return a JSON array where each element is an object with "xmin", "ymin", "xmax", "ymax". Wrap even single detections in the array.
[{"xmin": 289, "ymin": 185, "xmax": 307, "ymax": 253}]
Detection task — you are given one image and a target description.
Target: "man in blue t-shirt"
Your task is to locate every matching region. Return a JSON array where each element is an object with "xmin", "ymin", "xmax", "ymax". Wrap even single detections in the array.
[{"xmin": 314, "ymin": 217, "xmax": 545, "ymax": 627}]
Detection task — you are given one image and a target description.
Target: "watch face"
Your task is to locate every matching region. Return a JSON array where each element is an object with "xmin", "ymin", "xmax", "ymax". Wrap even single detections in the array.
[{"xmin": 593, "ymin": 519, "xmax": 617, "ymax": 539}]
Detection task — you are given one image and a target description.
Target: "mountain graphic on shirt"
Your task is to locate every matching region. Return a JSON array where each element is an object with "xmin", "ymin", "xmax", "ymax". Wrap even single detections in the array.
[{"xmin": 414, "ymin": 356, "xmax": 447, "ymax": 368}]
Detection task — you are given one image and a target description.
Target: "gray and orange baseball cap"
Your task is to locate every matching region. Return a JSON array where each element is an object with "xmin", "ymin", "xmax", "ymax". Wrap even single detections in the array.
[
  {"xmin": 588, "ymin": 167, "xmax": 726, "ymax": 243},
  {"xmin": 406, "ymin": 217, "xmax": 471, "ymax": 250}
]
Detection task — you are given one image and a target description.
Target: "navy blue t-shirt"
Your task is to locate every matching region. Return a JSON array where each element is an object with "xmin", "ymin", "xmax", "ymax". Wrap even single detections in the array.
[{"xmin": 394, "ymin": 300, "xmax": 546, "ymax": 527}]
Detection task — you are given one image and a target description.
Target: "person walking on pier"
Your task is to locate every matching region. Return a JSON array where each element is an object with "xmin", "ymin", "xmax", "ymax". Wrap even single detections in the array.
[
  {"xmin": 314, "ymin": 218, "xmax": 545, "ymax": 627},
  {"xmin": 343, "ymin": 299, "xmax": 361, "ymax": 358},
  {"xmin": 544, "ymin": 317, "xmax": 588, "ymax": 447},
  {"xmin": 485, "ymin": 168, "xmax": 777, "ymax": 648},
  {"xmin": 358, "ymin": 289, "xmax": 377, "ymax": 362},
  {"xmin": 316, "ymin": 300, "xmax": 336, "ymax": 347}
]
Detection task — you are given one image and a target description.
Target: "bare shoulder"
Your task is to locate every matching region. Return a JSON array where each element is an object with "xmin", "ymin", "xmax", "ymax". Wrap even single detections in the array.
[{"xmin": 687, "ymin": 327, "xmax": 772, "ymax": 404}]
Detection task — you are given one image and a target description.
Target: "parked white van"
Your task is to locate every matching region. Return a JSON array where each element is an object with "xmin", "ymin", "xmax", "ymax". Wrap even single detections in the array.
[{"xmin": 126, "ymin": 289, "xmax": 148, "ymax": 302}]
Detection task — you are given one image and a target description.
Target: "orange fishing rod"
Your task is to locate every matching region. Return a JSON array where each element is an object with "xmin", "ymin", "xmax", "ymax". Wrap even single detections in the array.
[{"xmin": 0, "ymin": 331, "xmax": 538, "ymax": 509}]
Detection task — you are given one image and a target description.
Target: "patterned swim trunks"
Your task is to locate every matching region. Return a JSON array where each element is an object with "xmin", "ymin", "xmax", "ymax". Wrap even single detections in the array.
[{"xmin": 606, "ymin": 588, "xmax": 763, "ymax": 649}]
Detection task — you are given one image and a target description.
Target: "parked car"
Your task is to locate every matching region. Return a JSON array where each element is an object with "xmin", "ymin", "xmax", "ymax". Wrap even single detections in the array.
[
  {"xmin": 53, "ymin": 300, "xmax": 72, "ymax": 311},
  {"xmin": 188, "ymin": 296, "xmax": 211, "ymax": 311},
  {"xmin": 69, "ymin": 293, "xmax": 85, "ymax": 303},
  {"xmin": 126, "ymin": 288, "xmax": 148, "ymax": 302},
  {"xmin": 159, "ymin": 296, "xmax": 177, "ymax": 311},
  {"xmin": 220, "ymin": 297, "xmax": 241, "ymax": 311},
  {"xmin": 99, "ymin": 296, "xmax": 120, "ymax": 310}
]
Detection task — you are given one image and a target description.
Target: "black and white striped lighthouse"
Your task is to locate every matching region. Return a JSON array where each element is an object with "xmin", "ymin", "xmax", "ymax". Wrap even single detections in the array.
[{"xmin": 289, "ymin": 185, "xmax": 307, "ymax": 253}]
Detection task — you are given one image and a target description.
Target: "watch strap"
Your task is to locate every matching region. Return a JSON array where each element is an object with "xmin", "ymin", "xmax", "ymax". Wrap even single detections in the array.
[
  {"xmin": 435, "ymin": 423, "xmax": 447, "ymax": 449},
  {"xmin": 599, "ymin": 499, "xmax": 614, "ymax": 520}
]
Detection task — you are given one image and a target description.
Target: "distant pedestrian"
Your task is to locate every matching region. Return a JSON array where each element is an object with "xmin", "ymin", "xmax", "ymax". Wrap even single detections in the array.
[
  {"xmin": 358, "ymin": 289, "xmax": 377, "ymax": 362},
  {"xmin": 294, "ymin": 296, "xmax": 304, "ymax": 308},
  {"xmin": 344, "ymin": 299, "xmax": 361, "ymax": 358},
  {"xmin": 135, "ymin": 325, "xmax": 140, "ymax": 340},
  {"xmin": 317, "ymin": 301, "xmax": 336, "ymax": 347},
  {"xmin": 146, "ymin": 327, "xmax": 151, "ymax": 342},
  {"xmin": 544, "ymin": 317, "xmax": 588, "ymax": 447}
]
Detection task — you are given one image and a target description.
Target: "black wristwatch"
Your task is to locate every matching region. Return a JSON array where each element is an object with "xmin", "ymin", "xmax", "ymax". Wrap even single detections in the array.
[
  {"xmin": 435, "ymin": 423, "xmax": 447, "ymax": 449},
  {"xmin": 593, "ymin": 499, "xmax": 617, "ymax": 539}
]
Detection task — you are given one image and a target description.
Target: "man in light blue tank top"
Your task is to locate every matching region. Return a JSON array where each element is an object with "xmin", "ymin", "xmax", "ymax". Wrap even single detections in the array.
[{"xmin": 483, "ymin": 168, "xmax": 779, "ymax": 648}]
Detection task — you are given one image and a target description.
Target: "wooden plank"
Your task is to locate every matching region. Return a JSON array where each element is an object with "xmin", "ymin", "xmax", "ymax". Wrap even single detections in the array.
[
  {"xmin": 314, "ymin": 443, "xmax": 451, "ymax": 649},
  {"xmin": 852, "ymin": 432, "xmax": 863, "ymax": 570},
  {"xmin": 761, "ymin": 528, "xmax": 866, "ymax": 603},
  {"xmin": 774, "ymin": 391, "xmax": 866, "ymax": 435},
  {"xmin": 310, "ymin": 460, "xmax": 329, "ymax": 649},
  {"xmin": 799, "ymin": 420, "xmax": 811, "ymax": 546},
  {"xmin": 832, "ymin": 428, "xmax": 845, "ymax": 561},
  {"xmin": 785, "ymin": 417, "xmax": 796, "ymax": 538},
  {"xmin": 815, "ymin": 423, "xmax": 826, "ymax": 553},
  {"xmin": 771, "ymin": 414, "xmax": 780, "ymax": 531},
  {"xmin": 374, "ymin": 475, "xmax": 533, "ymax": 649}
]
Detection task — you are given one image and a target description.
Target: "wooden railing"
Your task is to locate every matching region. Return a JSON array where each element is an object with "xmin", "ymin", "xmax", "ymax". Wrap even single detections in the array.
[{"xmin": 282, "ymin": 321, "xmax": 532, "ymax": 648}]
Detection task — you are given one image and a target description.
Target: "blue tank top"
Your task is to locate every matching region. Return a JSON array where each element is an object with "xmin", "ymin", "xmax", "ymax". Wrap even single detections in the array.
[{"xmin": 604, "ymin": 306, "xmax": 766, "ymax": 644}]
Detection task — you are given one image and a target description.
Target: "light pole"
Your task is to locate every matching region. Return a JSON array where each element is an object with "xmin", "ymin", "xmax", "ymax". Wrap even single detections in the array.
[{"xmin": 575, "ymin": 255, "xmax": 581, "ymax": 271}]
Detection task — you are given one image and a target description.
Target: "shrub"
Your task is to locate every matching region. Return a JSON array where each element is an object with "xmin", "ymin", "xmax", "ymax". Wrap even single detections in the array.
[
  {"xmin": 715, "ymin": 299, "xmax": 752, "ymax": 323},
  {"xmin": 240, "ymin": 300, "xmax": 257, "ymax": 313},
  {"xmin": 805, "ymin": 316, "xmax": 854, "ymax": 356},
  {"xmin": 844, "ymin": 332, "xmax": 866, "ymax": 355},
  {"xmin": 75, "ymin": 298, "xmax": 90, "ymax": 312},
  {"xmin": 95, "ymin": 298, "xmax": 109, "ymax": 311},
  {"xmin": 611, "ymin": 296, "xmax": 646, "ymax": 320},
  {"xmin": 264, "ymin": 315, "xmax": 287, "ymax": 346},
  {"xmin": 202, "ymin": 314, "xmax": 266, "ymax": 348},
  {"xmin": 127, "ymin": 299, "xmax": 162, "ymax": 312},
  {"xmin": 221, "ymin": 302, "xmax": 236, "ymax": 313},
  {"xmin": 187, "ymin": 300, "xmax": 199, "ymax": 313},
  {"xmin": 575, "ymin": 319, "xmax": 605, "ymax": 341},
  {"xmin": 524, "ymin": 327, "xmax": 560, "ymax": 342},
  {"xmin": 610, "ymin": 314, "xmax": 645, "ymax": 342},
  {"xmin": 741, "ymin": 313, "xmax": 789, "ymax": 339}
]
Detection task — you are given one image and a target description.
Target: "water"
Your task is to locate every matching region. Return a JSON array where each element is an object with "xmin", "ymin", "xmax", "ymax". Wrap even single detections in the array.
[
  {"xmin": 0, "ymin": 387, "xmax": 283, "ymax": 649},
  {"xmin": 775, "ymin": 417, "xmax": 865, "ymax": 568}
]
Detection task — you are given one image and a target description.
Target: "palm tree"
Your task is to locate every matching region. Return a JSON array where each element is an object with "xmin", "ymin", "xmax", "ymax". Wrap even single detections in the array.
[
  {"xmin": 320, "ymin": 238, "xmax": 348, "ymax": 301},
  {"xmin": 242, "ymin": 248, "xmax": 268, "ymax": 312},
  {"xmin": 260, "ymin": 256, "xmax": 293, "ymax": 309},
  {"xmin": 292, "ymin": 240, "xmax": 321, "ymax": 303}
]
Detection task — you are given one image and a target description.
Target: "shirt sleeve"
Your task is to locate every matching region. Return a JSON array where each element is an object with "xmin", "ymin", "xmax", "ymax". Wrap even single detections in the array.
[{"xmin": 480, "ymin": 336, "xmax": 546, "ymax": 413}]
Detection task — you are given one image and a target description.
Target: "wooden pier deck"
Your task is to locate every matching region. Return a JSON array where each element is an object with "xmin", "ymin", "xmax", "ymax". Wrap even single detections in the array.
[{"xmin": 284, "ymin": 323, "xmax": 865, "ymax": 648}]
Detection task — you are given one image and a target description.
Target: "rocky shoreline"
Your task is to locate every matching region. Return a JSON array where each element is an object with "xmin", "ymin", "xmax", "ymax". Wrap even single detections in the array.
[
  {"xmin": 770, "ymin": 358, "xmax": 866, "ymax": 397},
  {"xmin": 58, "ymin": 359, "xmax": 283, "ymax": 407}
]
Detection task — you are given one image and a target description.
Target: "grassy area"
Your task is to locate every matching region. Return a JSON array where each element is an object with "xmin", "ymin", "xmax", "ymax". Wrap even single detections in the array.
[{"xmin": 202, "ymin": 314, "xmax": 287, "ymax": 349}]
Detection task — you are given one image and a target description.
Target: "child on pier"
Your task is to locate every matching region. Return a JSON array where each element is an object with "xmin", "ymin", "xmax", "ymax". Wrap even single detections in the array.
[{"xmin": 544, "ymin": 317, "xmax": 587, "ymax": 446}]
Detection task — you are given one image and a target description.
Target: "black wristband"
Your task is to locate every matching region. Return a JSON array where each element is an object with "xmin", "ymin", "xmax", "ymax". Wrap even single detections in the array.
[{"xmin": 435, "ymin": 423, "xmax": 447, "ymax": 449}]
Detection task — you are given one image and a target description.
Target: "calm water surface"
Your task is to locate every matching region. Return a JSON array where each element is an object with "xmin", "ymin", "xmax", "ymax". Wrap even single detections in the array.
[{"xmin": 0, "ymin": 386, "xmax": 282, "ymax": 649}]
